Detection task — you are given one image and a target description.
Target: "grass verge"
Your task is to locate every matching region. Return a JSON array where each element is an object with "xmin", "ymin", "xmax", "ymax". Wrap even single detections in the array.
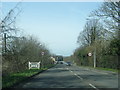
[
  {"xmin": 79, "ymin": 65, "xmax": 118, "ymax": 72},
  {"xmin": 95, "ymin": 67, "xmax": 118, "ymax": 72},
  {"xmin": 2, "ymin": 64, "xmax": 55, "ymax": 88}
]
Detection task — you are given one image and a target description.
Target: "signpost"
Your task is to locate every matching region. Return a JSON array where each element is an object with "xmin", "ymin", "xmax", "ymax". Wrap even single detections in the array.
[
  {"xmin": 28, "ymin": 61, "xmax": 40, "ymax": 69},
  {"xmin": 41, "ymin": 51, "xmax": 44, "ymax": 68},
  {"xmin": 88, "ymin": 52, "xmax": 92, "ymax": 56},
  {"xmin": 88, "ymin": 52, "xmax": 96, "ymax": 68},
  {"xmin": 41, "ymin": 52, "xmax": 44, "ymax": 56}
]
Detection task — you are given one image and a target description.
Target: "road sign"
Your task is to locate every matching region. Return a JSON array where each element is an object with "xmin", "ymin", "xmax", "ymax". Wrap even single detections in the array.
[
  {"xmin": 41, "ymin": 52, "xmax": 44, "ymax": 56},
  {"xmin": 28, "ymin": 61, "xmax": 40, "ymax": 69},
  {"xmin": 88, "ymin": 53, "xmax": 92, "ymax": 56}
]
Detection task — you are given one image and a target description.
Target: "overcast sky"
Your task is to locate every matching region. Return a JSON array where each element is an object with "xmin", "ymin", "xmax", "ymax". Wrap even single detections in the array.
[{"xmin": 2, "ymin": 2, "xmax": 102, "ymax": 56}]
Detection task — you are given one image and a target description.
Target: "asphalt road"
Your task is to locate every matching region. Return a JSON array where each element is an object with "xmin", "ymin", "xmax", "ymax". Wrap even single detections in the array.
[{"xmin": 14, "ymin": 63, "xmax": 118, "ymax": 89}]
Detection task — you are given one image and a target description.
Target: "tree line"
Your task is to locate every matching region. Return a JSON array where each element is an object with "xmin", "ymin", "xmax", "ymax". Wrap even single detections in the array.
[
  {"xmin": 1, "ymin": 3, "xmax": 54, "ymax": 76},
  {"xmin": 73, "ymin": 2, "xmax": 120, "ymax": 69}
]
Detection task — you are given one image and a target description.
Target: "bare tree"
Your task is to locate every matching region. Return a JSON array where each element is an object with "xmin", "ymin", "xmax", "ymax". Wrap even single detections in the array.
[
  {"xmin": 0, "ymin": 2, "xmax": 22, "ymax": 54},
  {"xmin": 75, "ymin": 1, "xmax": 120, "ymax": 69},
  {"xmin": 90, "ymin": 1, "xmax": 120, "ymax": 38},
  {"xmin": 77, "ymin": 19, "xmax": 106, "ymax": 46}
]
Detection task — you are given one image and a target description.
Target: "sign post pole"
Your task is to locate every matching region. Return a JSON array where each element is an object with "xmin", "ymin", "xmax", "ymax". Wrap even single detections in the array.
[{"xmin": 94, "ymin": 48, "xmax": 96, "ymax": 68}]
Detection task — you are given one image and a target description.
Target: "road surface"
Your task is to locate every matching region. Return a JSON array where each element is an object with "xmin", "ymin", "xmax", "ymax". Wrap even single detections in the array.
[{"xmin": 14, "ymin": 63, "xmax": 118, "ymax": 89}]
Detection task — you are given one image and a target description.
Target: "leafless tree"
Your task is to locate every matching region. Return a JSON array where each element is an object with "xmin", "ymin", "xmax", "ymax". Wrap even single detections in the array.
[
  {"xmin": 90, "ymin": 1, "xmax": 120, "ymax": 38},
  {"xmin": 77, "ymin": 19, "xmax": 106, "ymax": 46},
  {"xmin": 0, "ymin": 2, "xmax": 22, "ymax": 54}
]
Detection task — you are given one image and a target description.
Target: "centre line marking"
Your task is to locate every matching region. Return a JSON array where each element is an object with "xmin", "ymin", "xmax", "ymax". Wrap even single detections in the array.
[
  {"xmin": 74, "ymin": 73, "xmax": 83, "ymax": 80},
  {"xmin": 77, "ymin": 76, "xmax": 83, "ymax": 80},
  {"xmin": 89, "ymin": 83, "xmax": 99, "ymax": 90},
  {"xmin": 74, "ymin": 73, "xmax": 77, "ymax": 75}
]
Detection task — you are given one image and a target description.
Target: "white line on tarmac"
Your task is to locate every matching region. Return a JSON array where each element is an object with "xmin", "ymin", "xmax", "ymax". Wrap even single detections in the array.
[
  {"xmin": 68, "ymin": 69, "xmax": 83, "ymax": 80},
  {"xmin": 76, "ymin": 75, "xmax": 83, "ymax": 80},
  {"xmin": 89, "ymin": 83, "xmax": 99, "ymax": 90},
  {"xmin": 74, "ymin": 73, "xmax": 83, "ymax": 80},
  {"xmin": 74, "ymin": 73, "xmax": 77, "ymax": 75}
]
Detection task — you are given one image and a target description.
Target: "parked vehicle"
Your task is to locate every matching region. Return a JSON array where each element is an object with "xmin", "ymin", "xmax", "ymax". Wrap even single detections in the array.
[
  {"xmin": 66, "ymin": 62, "xmax": 72, "ymax": 66},
  {"xmin": 57, "ymin": 61, "xmax": 63, "ymax": 64}
]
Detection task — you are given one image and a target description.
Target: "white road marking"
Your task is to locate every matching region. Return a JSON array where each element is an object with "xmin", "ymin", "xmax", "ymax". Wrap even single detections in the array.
[
  {"xmin": 89, "ymin": 83, "xmax": 99, "ymax": 90},
  {"xmin": 70, "ymin": 70, "xmax": 73, "ymax": 72},
  {"xmin": 74, "ymin": 73, "xmax": 77, "ymax": 75},
  {"xmin": 68, "ymin": 68, "xmax": 83, "ymax": 81},
  {"xmin": 76, "ymin": 75, "xmax": 83, "ymax": 80},
  {"xmin": 74, "ymin": 73, "xmax": 83, "ymax": 80}
]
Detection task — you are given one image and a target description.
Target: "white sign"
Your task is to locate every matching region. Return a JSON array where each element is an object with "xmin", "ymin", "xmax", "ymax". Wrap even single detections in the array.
[
  {"xmin": 41, "ymin": 52, "xmax": 44, "ymax": 56},
  {"xmin": 88, "ymin": 53, "xmax": 92, "ymax": 56},
  {"xmin": 28, "ymin": 61, "xmax": 40, "ymax": 69}
]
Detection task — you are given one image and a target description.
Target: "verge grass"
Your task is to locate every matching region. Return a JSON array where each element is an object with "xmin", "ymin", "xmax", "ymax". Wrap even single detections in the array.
[
  {"xmin": 2, "ymin": 64, "xmax": 55, "ymax": 88},
  {"xmin": 80, "ymin": 65, "xmax": 118, "ymax": 72}
]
